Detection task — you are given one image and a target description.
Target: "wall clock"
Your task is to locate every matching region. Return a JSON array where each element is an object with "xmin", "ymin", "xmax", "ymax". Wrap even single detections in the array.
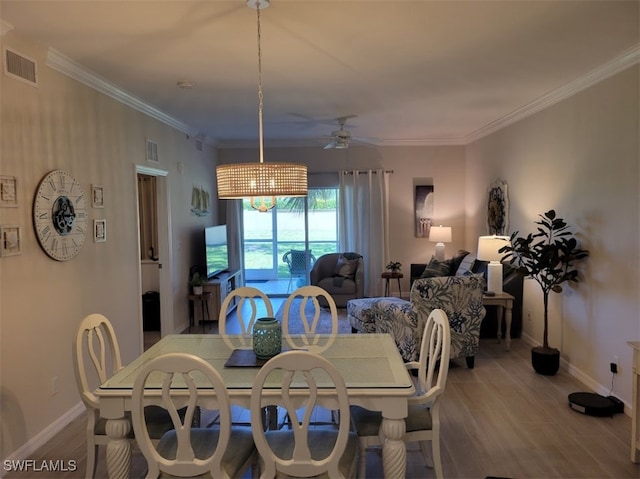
[{"xmin": 33, "ymin": 169, "xmax": 88, "ymax": 261}]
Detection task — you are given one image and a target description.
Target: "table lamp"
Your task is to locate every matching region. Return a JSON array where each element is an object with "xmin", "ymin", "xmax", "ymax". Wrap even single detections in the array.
[
  {"xmin": 430, "ymin": 226, "xmax": 452, "ymax": 261},
  {"xmin": 477, "ymin": 235, "xmax": 511, "ymax": 293}
]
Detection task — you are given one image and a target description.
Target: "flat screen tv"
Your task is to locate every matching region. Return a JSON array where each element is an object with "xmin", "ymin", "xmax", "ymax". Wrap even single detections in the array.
[{"xmin": 204, "ymin": 225, "xmax": 229, "ymax": 279}]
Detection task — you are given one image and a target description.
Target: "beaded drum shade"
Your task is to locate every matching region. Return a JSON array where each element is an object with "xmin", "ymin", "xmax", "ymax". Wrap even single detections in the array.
[{"xmin": 216, "ymin": 162, "xmax": 307, "ymax": 199}]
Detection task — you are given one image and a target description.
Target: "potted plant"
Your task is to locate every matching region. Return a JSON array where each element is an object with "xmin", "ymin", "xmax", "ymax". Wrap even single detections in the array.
[
  {"xmin": 189, "ymin": 272, "xmax": 207, "ymax": 295},
  {"xmin": 386, "ymin": 261, "xmax": 402, "ymax": 273},
  {"xmin": 500, "ymin": 210, "xmax": 589, "ymax": 375}
]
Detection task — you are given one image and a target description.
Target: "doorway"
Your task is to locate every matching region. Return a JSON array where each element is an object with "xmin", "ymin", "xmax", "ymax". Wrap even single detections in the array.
[{"xmin": 136, "ymin": 165, "xmax": 172, "ymax": 350}]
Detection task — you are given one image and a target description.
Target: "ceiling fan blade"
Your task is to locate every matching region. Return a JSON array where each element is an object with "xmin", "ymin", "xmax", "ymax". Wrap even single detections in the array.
[{"xmin": 324, "ymin": 140, "xmax": 337, "ymax": 149}]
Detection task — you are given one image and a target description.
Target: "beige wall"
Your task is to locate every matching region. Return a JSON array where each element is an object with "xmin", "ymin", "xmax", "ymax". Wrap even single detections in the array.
[
  {"xmin": 0, "ymin": 32, "xmax": 219, "ymax": 459},
  {"xmin": 465, "ymin": 65, "xmax": 640, "ymax": 405}
]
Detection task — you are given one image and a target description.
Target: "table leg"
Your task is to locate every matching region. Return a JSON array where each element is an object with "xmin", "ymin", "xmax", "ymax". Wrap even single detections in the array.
[
  {"xmin": 504, "ymin": 302, "xmax": 512, "ymax": 351},
  {"xmin": 380, "ymin": 417, "xmax": 406, "ymax": 478},
  {"xmin": 496, "ymin": 305, "xmax": 504, "ymax": 344},
  {"xmin": 384, "ymin": 279, "xmax": 390, "ymax": 296},
  {"xmin": 397, "ymin": 278, "xmax": 402, "ymax": 298},
  {"xmin": 201, "ymin": 299, "xmax": 206, "ymax": 333},
  {"xmin": 105, "ymin": 418, "xmax": 131, "ymax": 479}
]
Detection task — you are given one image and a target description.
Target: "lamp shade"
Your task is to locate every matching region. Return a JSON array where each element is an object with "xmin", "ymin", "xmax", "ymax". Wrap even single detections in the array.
[
  {"xmin": 477, "ymin": 235, "xmax": 511, "ymax": 262},
  {"xmin": 429, "ymin": 226, "xmax": 452, "ymax": 243},
  {"xmin": 216, "ymin": 162, "xmax": 308, "ymax": 199}
]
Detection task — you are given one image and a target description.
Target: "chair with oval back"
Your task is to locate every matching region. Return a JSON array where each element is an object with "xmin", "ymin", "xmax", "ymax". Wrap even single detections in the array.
[
  {"xmin": 250, "ymin": 350, "xmax": 358, "ymax": 478},
  {"xmin": 350, "ymin": 308, "xmax": 452, "ymax": 479},
  {"xmin": 73, "ymin": 314, "xmax": 176, "ymax": 478},
  {"xmin": 131, "ymin": 352, "xmax": 257, "ymax": 478}
]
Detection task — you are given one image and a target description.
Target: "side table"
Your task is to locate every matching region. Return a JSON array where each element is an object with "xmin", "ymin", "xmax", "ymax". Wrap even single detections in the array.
[
  {"xmin": 482, "ymin": 292, "xmax": 514, "ymax": 351},
  {"xmin": 188, "ymin": 291, "xmax": 212, "ymax": 332},
  {"xmin": 382, "ymin": 271, "xmax": 403, "ymax": 297}
]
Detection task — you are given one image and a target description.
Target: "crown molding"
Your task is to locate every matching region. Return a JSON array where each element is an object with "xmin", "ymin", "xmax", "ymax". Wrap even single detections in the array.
[
  {"xmin": 43, "ymin": 42, "xmax": 639, "ymax": 149},
  {"xmin": 46, "ymin": 48, "xmax": 198, "ymax": 138},
  {"xmin": 465, "ymin": 44, "xmax": 640, "ymax": 144}
]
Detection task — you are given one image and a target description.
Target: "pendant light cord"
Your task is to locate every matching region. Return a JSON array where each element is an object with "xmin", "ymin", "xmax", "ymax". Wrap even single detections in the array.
[{"xmin": 256, "ymin": 2, "xmax": 265, "ymax": 164}]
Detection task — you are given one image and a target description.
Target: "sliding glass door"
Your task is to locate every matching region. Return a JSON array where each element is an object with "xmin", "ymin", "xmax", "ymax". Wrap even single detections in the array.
[{"xmin": 242, "ymin": 188, "xmax": 339, "ymax": 294}]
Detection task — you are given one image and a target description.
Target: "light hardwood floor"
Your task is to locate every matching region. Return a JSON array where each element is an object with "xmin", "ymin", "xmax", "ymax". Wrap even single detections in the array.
[{"xmin": 8, "ymin": 332, "xmax": 639, "ymax": 478}]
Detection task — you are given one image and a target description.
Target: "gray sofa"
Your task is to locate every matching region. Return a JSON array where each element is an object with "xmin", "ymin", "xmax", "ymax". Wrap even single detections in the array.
[{"xmin": 310, "ymin": 252, "xmax": 364, "ymax": 307}]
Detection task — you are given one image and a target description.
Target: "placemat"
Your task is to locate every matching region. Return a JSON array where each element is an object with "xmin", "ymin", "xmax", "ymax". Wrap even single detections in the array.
[{"xmin": 224, "ymin": 348, "xmax": 267, "ymax": 367}]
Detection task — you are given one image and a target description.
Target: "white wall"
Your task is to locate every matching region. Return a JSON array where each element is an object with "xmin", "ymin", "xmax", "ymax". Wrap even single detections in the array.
[
  {"xmin": 465, "ymin": 65, "xmax": 640, "ymax": 407},
  {"xmin": 0, "ymin": 31, "xmax": 218, "ymax": 459}
]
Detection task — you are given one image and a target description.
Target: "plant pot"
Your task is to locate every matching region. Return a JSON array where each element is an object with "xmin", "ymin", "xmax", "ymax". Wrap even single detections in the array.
[
  {"xmin": 192, "ymin": 286, "xmax": 203, "ymax": 295},
  {"xmin": 531, "ymin": 346, "xmax": 560, "ymax": 375}
]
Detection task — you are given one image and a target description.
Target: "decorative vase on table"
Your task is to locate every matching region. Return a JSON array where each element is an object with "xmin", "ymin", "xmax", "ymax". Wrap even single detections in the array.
[
  {"xmin": 192, "ymin": 286, "xmax": 203, "ymax": 295},
  {"xmin": 253, "ymin": 317, "xmax": 282, "ymax": 359}
]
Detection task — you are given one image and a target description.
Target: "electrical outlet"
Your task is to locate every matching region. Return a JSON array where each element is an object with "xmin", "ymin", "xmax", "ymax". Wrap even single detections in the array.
[
  {"xmin": 527, "ymin": 310, "xmax": 532, "ymax": 321},
  {"xmin": 610, "ymin": 362, "xmax": 618, "ymax": 374},
  {"xmin": 51, "ymin": 376, "xmax": 59, "ymax": 396},
  {"xmin": 613, "ymin": 356, "xmax": 621, "ymax": 374}
]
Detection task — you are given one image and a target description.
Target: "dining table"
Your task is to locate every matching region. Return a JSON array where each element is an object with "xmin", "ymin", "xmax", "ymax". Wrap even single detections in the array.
[{"xmin": 96, "ymin": 333, "xmax": 416, "ymax": 478}]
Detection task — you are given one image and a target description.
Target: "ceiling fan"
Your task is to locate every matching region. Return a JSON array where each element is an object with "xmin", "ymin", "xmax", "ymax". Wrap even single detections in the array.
[{"xmin": 323, "ymin": 116, "xmax": 375, "ymax": 149}]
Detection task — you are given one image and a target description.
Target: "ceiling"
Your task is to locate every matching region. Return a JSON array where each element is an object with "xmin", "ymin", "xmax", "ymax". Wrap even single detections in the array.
[{"xmin": 1, "ymin": 1, "xmax": 638, "ymax": 148}]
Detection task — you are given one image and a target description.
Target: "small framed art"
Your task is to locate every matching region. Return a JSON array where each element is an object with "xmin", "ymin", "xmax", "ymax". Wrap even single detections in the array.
[
  {"xmin": 414, "ymin": 184, "xmax": 434, "ymax": 238},
  {"xmin": 92, "ymin": 185, "xmax": 104, "ymax": 208},
  {"xmin": 94, "ymin": 219, "xmax": 106, "ymax": 243},
  {"xmin": 0, "ymin": 176, "xmax": 18, "ymax": 207},
  {"xmin": 0, "ymin": 225, "xmax": 21, "ymax": 256}
]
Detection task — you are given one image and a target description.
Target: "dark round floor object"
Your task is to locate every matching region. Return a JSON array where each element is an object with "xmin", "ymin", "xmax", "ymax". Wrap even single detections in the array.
[{"xmin": 568, "ymin": 392, "xmax": 614, "ymax": 417}]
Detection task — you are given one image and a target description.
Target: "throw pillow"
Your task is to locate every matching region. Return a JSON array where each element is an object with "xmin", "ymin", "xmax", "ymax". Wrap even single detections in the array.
[
  {"xmin": 335, "ymin": 254, "xmax": 358, "ymax": 278},
  {"xmin": 456, "ymin": 253, "xmax": 476, "ymax": 276},
  {"xmin": 451, "ymin": 249, "xmax": 471, "ymax": 273},
  {"xmin": 428, "ymin": 256, "xmax": 454, "ymax": 275},
  {"xmin": 420, "ymin": 256, "xmax": 452, "ymax": 278}
]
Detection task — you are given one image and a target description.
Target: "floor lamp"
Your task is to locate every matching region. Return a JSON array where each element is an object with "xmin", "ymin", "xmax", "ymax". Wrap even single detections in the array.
[
  {"xmin": 430, "ymin": 226, "xmax": 452, "ymax": 261},
  {"xmin": 477, "ymin": 235, "xmax": 511, "ymax": 293}
]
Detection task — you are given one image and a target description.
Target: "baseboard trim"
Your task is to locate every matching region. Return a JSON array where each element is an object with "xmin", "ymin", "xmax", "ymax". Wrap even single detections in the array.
[{"xmin": 1, "ymin": 402, "xmax": 85, "ymax": 477}]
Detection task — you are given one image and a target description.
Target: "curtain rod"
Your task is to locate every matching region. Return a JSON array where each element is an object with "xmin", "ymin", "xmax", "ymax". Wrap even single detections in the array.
[{"xmin": 308, "ymin": 170, "xmax": 394, "ymax": 175}]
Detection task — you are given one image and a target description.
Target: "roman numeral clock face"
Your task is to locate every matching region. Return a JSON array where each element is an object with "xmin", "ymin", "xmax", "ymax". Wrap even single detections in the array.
[{"xmin": 33, "ymin": 170, "xmax": 88, "ymax": 261}]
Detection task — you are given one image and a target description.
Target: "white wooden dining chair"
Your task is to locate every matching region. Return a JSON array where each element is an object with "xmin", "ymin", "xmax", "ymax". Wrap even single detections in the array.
[
  {"xmin": 250, "ymin": 350, "xmax": 358, "ymax": 478},
  {"xmin": 279, "ymin": 285, "xmax": 342, "ymax": 429},
  {"xmin": 73, "ymin": 314, "xmax": 176, "ymax": 479},
  {"xmin": 350, "ymin": 308, "xmax": 452, "ymax": 479},
  {"xmin": 131, "ymin": 352, "xmax": 257, "ymax": 479},
  {"xmin": 215, "ymin": 286, "xmax": 275, "ymax": 429},
  {"xmin": 281, "ymin": 285, "xmax": 339, "ymax": 353},
  {"xmin": 218, "ymin": 286, "xmax": 274, "ymax": 344}
]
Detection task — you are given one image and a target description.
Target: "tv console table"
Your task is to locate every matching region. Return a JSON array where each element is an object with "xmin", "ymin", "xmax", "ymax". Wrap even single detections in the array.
[{"xmin": 202, "ymin": 269, "xmax": 242, "ymax": 324}]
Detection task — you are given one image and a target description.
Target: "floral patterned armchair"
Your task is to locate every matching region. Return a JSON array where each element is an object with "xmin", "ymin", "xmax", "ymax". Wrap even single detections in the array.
[{"xmin": 347, "ymin": 275, "xmax": 486, "ymax": 368}]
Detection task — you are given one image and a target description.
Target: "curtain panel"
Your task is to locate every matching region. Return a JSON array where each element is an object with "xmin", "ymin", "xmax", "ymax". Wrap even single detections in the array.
[{"xmin": 338, "ymin": 169, "xmax": 390, "ymax": 297}]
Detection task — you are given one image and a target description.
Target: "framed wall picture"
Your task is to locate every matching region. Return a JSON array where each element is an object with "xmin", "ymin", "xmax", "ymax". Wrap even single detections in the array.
[
  {"xmin": 487, "ymin": 179, "xmax": 509, "ymax": 235},
  {"xmin": 0, "ymin": 225, "xmax": 21, "ymax": 256},
  {"xmin": 91, "ymin": 185, "xmax": 104, "ymax": 208},
  {"xmin": 94, "ymin": 219, "xmax": 106, "ymax": 243},
  {"xmin": 414, "ymin": 184, "xmax": 434, "ymax": 238},
  {"xmin": 0, "ymin": 176, "xmax": 18, "ymax": 207}
]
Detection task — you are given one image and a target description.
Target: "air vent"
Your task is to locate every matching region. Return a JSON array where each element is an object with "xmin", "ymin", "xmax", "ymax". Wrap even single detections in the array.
[
  {"xmin": 4, "ymin": 48, "xmax": 37, "ymax": 86},
  {"xmin": 146, "ymin": 139, "xmax": 158, "ymax": 163}
]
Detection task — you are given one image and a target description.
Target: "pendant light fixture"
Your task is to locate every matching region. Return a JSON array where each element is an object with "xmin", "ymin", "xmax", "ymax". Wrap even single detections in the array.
[{"xmin": 216, "ymin": 0, "xmax": 307, "ymax": 211}]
